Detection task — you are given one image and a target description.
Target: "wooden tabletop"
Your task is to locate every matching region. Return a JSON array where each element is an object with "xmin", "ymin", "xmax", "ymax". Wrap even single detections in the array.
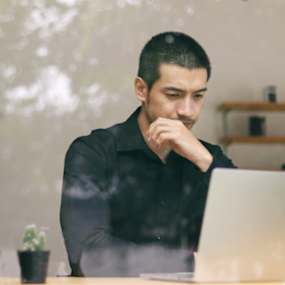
[{"xmin": 0, "ymin": 278, "xmax": 283, "ymax": 285}]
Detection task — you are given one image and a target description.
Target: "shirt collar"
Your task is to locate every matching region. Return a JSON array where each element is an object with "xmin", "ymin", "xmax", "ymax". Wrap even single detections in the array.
[{"xmin": 115, "ymin": 106, "xmax": 149, "ymax": 152}]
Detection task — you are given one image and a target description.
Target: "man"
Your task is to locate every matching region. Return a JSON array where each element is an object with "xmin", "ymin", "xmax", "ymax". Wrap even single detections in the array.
[{"xmin": 60, "ymin": 31, "xmax": 235, "ymax": 277}]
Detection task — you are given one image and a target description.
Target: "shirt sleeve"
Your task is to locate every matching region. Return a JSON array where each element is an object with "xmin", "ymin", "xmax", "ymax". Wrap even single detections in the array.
[
  {"xmin": 205, "ymin": 145, "xmax": 236, "ymax": 177},
  {"xmin": 60, "ymin": 133, "xmax": 116, "ymax": 276}
]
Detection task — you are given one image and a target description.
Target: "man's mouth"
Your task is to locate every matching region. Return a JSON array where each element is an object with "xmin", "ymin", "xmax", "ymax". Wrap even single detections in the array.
[{"xmin": 181, "ymin": 120, "xmax": 195, "ymax": 127}]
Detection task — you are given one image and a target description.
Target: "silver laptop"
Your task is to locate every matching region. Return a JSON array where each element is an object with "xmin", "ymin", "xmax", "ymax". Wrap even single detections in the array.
[{"xmin": 141, "ymin": 168, "xmax": 285, "ymax": 282}]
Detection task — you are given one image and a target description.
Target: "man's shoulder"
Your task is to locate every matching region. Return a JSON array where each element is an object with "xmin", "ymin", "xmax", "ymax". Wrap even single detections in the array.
[
  {"xmin": 87, "ymin": 123, "xmax": 122, "ymax": 141},
  {"xmin": 68, "ymin": 107, "xmax": 141, "ymax": 154},
  {"xmin": 70, "ymin": 122, "xmax": 123, "ymax": 151}
]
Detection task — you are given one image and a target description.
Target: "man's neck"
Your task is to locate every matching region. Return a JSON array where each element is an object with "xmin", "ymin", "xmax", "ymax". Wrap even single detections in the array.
[{"xmin": 137, "ymin": 109, "xmax": 149, "ymax": 142}]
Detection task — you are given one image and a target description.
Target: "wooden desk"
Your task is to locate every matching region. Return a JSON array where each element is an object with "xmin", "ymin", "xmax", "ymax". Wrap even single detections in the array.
[{"xmin": 0, "ymin": 278, "xmax": 282, "ymax": 285}]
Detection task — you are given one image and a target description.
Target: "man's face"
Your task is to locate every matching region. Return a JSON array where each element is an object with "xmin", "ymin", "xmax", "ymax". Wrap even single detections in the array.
[{"xmin": 142, "ymin": 63, "xmax": 208, "ymax": 129}]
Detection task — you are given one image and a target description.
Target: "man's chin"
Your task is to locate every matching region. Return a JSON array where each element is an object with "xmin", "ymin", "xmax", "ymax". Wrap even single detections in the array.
[{"xmin": 183, "ymin": 123, "xmax": 195, "ymax": 130}]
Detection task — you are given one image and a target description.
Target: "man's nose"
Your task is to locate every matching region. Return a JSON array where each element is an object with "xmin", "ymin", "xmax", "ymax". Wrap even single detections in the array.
[{"xmin": 177, "ymin": 98, "xmax": 193, "ymax": 117}]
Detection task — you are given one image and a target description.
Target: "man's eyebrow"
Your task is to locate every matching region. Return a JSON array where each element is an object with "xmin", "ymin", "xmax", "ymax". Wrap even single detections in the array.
[
  {"xmin": 162, "ymin": 86, "xmax": 185, "ymax": 92},
  {"xmin": 193, "ymin": 87, "xmax": 207, "ymax": 94},
  {"xmin": 162, "ymin": 86, "xmax": 208, "ymax": 93}
]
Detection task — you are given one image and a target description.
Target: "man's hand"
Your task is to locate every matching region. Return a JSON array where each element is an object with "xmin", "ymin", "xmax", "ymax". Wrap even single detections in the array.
[{"xmin": 146, "ymin": 117, "xmax": 213, "ymax": 172}]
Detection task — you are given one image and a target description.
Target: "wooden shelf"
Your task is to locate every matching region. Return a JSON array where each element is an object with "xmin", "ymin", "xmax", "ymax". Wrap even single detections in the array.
[
  {"xmin": 218, "ymin": 101, "xmax": 285, "ymax": 112},
  {"xmin": 221, "ymin": 136, "xmax": 285, "ymax": 145}
]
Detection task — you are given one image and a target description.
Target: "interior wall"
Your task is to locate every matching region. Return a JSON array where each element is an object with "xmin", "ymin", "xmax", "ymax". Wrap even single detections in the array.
[{"xmin": 1, "ymin": 0, "xmax": 285, "ymax": 276}]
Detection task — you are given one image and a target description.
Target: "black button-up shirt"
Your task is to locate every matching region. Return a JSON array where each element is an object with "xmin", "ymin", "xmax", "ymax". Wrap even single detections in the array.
[{"xmin": 60, "ymin": 107, "xmax": 235, "ymax": 276}]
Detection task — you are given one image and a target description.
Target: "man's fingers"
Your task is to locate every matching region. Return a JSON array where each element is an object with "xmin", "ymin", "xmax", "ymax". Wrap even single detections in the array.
[
  {"xmin": 148, "ymin": 117, "xmax": 186, "ymax": 138},
  {"xmin": 156, "ymin": 131, "xmax": 175, "ymax": 146},
  {"xmin": 148, "ymin": 118, "xmax": 176, "ymax": 135},
  {"xmin": 148, "ymin": 122, "xmax": 167, "ymax": 137},
  {"xmin": 151, "ymin": 126, "xmax": 171, "ymax": 142}
]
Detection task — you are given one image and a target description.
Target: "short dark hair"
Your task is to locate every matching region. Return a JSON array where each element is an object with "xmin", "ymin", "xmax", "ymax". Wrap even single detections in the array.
[{"xmin": 138, "ymin": 31, "xmax": 211, "ymax": 90}]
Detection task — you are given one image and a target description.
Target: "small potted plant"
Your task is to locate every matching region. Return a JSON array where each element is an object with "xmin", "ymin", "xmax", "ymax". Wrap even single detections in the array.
[{"xmin": 18, "ymin": 224, "xmax": 50, "ymax": 283}]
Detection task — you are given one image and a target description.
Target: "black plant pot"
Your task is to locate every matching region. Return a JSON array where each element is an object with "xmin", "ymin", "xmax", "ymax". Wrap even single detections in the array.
[{"xmin": 18, "ymin": 250, "xmax": 50, "ymax": 283}]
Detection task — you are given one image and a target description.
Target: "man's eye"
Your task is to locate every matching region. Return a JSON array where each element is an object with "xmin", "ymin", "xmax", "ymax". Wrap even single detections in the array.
[
  {"xmin": 166, "ymin": 93, "xmax": 180, "ymax": 97},
  {"xmin": 194, "ymin": 93, "xmax": 203, "ymax": 99}
]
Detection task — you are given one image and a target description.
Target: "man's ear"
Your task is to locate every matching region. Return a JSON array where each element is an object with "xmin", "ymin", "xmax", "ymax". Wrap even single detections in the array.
[{"xmin": 134, "ymin": 77, "xmax": 148, "ymax": 103}]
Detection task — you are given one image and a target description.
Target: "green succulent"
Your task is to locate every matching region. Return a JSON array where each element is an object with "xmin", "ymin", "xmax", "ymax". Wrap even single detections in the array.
[{"xmin": 22, "ymin": 224, "xmax": 47, "ymax": 251}]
